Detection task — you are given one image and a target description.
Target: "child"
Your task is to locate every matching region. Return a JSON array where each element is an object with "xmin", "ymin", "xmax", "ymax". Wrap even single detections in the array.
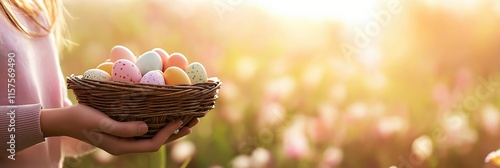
[{"xmin": 0, "ymin": 0, "xmax": 197, "ymax": 167}]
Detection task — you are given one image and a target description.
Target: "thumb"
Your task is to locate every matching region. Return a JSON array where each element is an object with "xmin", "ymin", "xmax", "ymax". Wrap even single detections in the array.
[{"xmin": 98, "ymin": 119, "xmax": 149, "ymax": 137}]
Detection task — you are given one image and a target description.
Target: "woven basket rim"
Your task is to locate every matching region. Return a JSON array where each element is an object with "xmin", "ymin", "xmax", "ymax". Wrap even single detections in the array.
[{"xmin": 68, "ymin": 74, "xmax": 221, "ymax": 89}]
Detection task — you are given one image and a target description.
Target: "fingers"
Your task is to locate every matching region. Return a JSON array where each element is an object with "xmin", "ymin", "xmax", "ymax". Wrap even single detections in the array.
[
  {"xmin": 165, "ymin": 127, "xmax": 191, "ymax": 144},
  {"xmin": 96, "ymin": 120, "xmax": 184, "ymax": 155},
  {"xmin": 71, "ymin": 104, "xmax": 149, "ymax": 138},
  {"xmin": 99, "ymin": 119, "xmax": 149, "ymax": 138},
  {"xmin": 186, "ymin": 118, "xmax": 199, "ymax": 128},
  {"xmin": 164, "ymin": 118, "xmax": 198, "ymax": 143},
  {"xmin": 151, "ymin": 120, "xmax": 183, "ymax": 144},
  {"xmin": 72, "ymin": 104, "xmax": 198, "ymax": 155}
]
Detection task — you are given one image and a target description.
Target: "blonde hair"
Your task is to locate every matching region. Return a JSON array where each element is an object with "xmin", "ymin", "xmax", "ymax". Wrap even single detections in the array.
[{"xmin": 0, "ymin": 0, "xmax": 69, "ymax": 49}]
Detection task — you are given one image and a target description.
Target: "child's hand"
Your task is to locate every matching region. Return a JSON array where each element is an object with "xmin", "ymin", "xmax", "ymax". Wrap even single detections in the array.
[
  {"xmin": 41, "ymin": 104, "xmax": 196, "ymax": 155},
  {"xmin": 165, "ymin": 117, "xmax": 199, "ymax": 143}
]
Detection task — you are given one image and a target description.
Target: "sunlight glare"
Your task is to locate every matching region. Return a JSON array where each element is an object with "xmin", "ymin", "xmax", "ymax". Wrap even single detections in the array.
[{"xmin": 253, "ymin": 0, "xmax": 380, "ymax": 23}]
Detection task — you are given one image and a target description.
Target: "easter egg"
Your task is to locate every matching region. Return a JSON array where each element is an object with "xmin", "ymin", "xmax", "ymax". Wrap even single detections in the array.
[
  {"xmin": 140, "ymin": 70, "xmax": 165, "ymax": 85},
  {"xmin": 96, "ymin": 62, "xmax": 114, "ymax": 75},
  {"xmin": 164, "ymin": 52, "xmax": 188, "ymax": 70},
  {"xmin": 186, "ymin": 62, "xmax": 208, "ymax": 84},
  {"xmin": 112, "ymin": 59, "xmax": 142, "ymax": 83},
  {"xmin": 110, "ymin": 45, "xmax": 136, "ymax": 63},
  {"xmin": 136, "ymin": 51, "xmax": 162, "ymax": 75},
  {"xmin": 152, "ymin": 48, "xmax": 169, "ymax": 71},
  {"xmin": 163, "ymin": 67, "xmax": 191, "ymax": 85},
  {"xmin": 83, "ymin": 69, "xmax": 111, "ymax": 81}
]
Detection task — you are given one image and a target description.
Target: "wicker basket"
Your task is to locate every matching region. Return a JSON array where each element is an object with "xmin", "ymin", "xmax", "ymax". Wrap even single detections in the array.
[{"xmin": 66, "ymin": 74, "xmax": 221, "ymax": 139}]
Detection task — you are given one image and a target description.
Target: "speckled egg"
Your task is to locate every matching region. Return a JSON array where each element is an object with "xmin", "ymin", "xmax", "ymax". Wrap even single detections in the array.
[
  {"xmin": 136, "ymin": 51, "xmax": 162, "ymax": 75},
  {"xmin": 96, "ymin": 62, "xmax": 114, "ymax": 75},
  {"xmin": 163, "ymin": 67, "xmax": 191, "ymax": 85},
  {"xmin": 186, "ymin": 62, "xmax": 208, "ymax": 84},
  {"xmin": 152, "ymin": 48, "xmax": 169, "ymax": 71},
  {"xmin": 83, "ymin": 69, "xmax": 111, "ymax": 81},
  {"xmin": 110, "ymin": 45, "xmax": 137, "ymax": 63},
  {"xmin": 164, "ymin": 53, "xmax": 188, "ymax": 70},
  {"xmin": 140, "ymin": 70, "xmax": 165, "ymax": 85},
  {"xmin": 112, "ymin": 59, "xmax": 142, "ymax": 83}
]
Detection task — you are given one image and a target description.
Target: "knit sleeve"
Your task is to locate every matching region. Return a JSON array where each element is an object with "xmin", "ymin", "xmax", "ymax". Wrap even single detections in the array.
[{"xmin": 0, "ymin": 104, "xmax": 44, "ymax": 157}]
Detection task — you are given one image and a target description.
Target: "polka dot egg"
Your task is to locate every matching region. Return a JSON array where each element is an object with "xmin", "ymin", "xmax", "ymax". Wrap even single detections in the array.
[
  {"xmin": 112, "ymin": 59, "xmax": 142, "ymax": 83},
  {"xmin": 140, "ymin": 70, "xmax": 165, "ymax": 85}
]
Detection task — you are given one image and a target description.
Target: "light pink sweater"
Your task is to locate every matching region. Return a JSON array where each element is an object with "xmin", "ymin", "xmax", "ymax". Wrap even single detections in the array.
[{"xmin": 0, "ymin": 5, "xmax": 91, "ymax": 168}]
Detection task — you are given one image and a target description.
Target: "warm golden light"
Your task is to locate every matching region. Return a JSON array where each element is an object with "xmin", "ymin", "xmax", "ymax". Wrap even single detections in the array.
[
  {"xmin": 253, "ymin": 0, "xmax": 380, "ymax": 23},
  {"xmin": 60, "ymin": 0, "xmax": 500, "ymax": 167}
]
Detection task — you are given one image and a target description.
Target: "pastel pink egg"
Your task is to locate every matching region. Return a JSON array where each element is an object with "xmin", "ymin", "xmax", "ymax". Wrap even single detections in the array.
[
  {"xmin": 140, "ymin": 70, "xmax": 165, "ymax": 85},
  {"xmin": 152, "ymin": 48, "xmax": 170, "ymax": 71},
  {"xmin": 112, "ymin": 59, "xmax": 142, "ymax": 83},
  {"xmin": 110, "ymin": 45, "xmax": 137, "ymax": 63},
  {"xmin": 164, "ymin": 52, "xmax": 188, "ymax": 71}
]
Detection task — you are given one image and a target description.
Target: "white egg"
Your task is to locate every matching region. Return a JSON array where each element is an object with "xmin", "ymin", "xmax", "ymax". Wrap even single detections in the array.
[
  {"xmin": 136, "ymin": 51, "xmax": 162, "ymax": 75},
  {"xmin": 83, "ymin": 69, "xmax": 111, "ymax": 81}
]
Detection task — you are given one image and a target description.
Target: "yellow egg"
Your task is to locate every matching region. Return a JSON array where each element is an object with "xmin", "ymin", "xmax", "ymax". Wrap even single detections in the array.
[
  {"xmin": 163, "ymin": 67, "xmax": 191, "ymax": 85},
  {"xmin": 96, "ymin": 62, "xmax": 114, "ymax": 75}
]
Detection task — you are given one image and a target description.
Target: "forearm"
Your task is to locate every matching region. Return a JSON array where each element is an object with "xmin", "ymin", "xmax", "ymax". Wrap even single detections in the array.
[
  {"xmin": 41, "ymin": 105, "xmax": 97, "ymax": 157},
  {"xmin": 40, "ymin": 106, "xmax": 71, "ymax": 137},
  {"xmin": 62, "ymin": 98, "xmax": 98, "ymax": 156}
]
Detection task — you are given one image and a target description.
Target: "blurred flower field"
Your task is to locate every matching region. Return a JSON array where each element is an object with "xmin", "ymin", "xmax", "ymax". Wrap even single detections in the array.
[{"xmin": 60, "ymin": 0, "xmax": 500, "ymax": 168}]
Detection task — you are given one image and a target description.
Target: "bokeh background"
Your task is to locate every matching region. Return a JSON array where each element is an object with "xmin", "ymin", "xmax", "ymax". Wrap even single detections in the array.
[{"xmin": 60, "ymin": 0, "xmax": 500, "ymax": 167}]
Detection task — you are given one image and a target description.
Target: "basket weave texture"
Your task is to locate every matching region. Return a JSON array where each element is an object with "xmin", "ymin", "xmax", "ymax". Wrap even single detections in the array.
[{"xmin": 66, "ymin": 74, "xmax": 221, "ymax": 139}]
